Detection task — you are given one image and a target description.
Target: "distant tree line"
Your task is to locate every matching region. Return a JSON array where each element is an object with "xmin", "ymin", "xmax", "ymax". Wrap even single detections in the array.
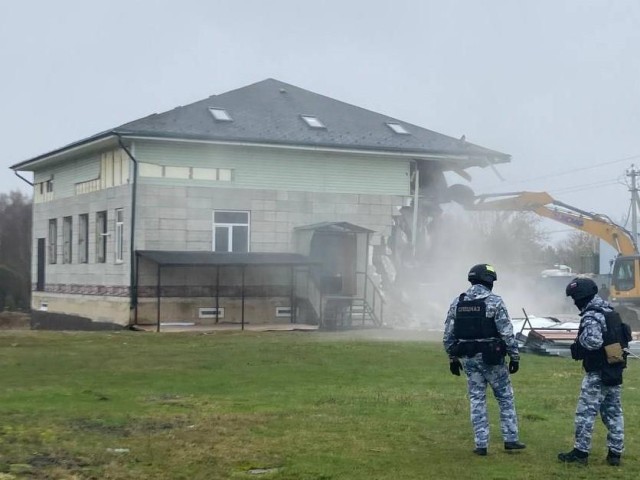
[
  {"xmin": 0, "ymin": 191, "xmax": 31, "ymax": 311},
  {"xmin": 427, "ymin": 210, "xmax": 599, "ymax": 276}
]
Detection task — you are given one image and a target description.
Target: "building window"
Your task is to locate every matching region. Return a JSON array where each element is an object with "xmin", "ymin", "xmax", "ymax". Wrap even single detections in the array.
[
  {"xmin": 212, "ymin": 210, "xmax": 250, "ymax": 252},
  {"xmin": 48, "ymin": 219, "xmax": 57, "ymax": 264},
  {"xmin": 217, "ymin": 168, "xmax": 232, "ymax": 181},
  {"xmin": 99, "ymin": 150, "xmax": 129, "ymax": 189},
  {"xmin": 301, "ymin": 115, "xmax": 325, "ymax": 128},
  {"xmin": 96, "ymin": 211, "xmax": 107, "ymax": 263},
  {"xmin": 62, "ymin": 216, "xmax": 73, "ymax": 264},
  {"xmin": 276, "ymin": 306, "xmax": 292, "ymax": 318},
  {"xmin": 386, "ymin": 122, "xmax": 410, "ymax": 134},
  {"xmin": 139, "ymin": 163, "xmax": 164, "ymax": 177},
  {"xmin": 198, "ymin": 307, "xmax": 225, "ymax": 319},
  {"xmin": 164, "ymin": 166, "xmax": 190, "ymax": 179},
  {"xmin": 78, "ymin": 214, "xmax": 89, "ymax": 263},
  {"xmin": 115, "ymin": 208, "xmax": 124, "ymax": 263},
  {"xmin": 139, "ymin": 163, "xmax": 233, "ymax": 182},
  {"xmin": 35, "ymin": 178, "xmax": 55, "ymax": 203},
  {"xmin": 209, "ymin": 108, "xmax": 232, "ymax": 121}
]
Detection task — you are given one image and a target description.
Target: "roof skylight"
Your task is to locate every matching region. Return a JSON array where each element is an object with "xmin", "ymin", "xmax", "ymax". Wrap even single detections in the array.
[
  {"xmin": 301, "ymin": 115, "xmax": 325, "ymax": 128},
  {"xmin": 209, "ymin": 108, "xmax": 232, "ymax": 122},
  {"xmin": 386, "ymin": 122, "xmax": 410, "ymax": 134}
]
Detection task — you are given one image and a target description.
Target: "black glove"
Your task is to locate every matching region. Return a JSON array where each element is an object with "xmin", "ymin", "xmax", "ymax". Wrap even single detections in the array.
[
  {"xmin": 508, "ymin": 359, "xmax": 519, "ymax": 374},
  {"xmin": 449, "ymin": 359, "xmax": 462, "ymax": 376},
  {"xmin": 570, "ymin": 341, "xmax": 584, "ymax": 360}
]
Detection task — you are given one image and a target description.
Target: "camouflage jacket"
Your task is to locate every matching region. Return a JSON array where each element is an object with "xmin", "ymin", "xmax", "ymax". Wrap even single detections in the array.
[{"xmin": 578, "ymin": 294, "xmax": 610, "ymax": 351}]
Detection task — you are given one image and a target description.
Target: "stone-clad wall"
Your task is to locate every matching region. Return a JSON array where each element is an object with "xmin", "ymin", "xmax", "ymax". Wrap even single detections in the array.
[{"xmin": 136, "ymin": 184, "xmax": 403, "ymax": 252}]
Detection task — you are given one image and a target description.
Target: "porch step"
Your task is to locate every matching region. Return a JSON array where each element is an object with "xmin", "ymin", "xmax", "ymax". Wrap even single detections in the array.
[{"xmin": 321, "ymin": 296, "xmax": 380, "ymax": 329}]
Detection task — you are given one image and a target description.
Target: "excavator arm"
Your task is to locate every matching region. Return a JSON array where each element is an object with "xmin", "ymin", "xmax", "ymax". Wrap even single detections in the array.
[
  {"xmin": 458, "ymin": 189, "xmax": 640, "ymax": 329},
  {"xmin": 467, "ymin": 191, "xmax": 638, "ymax": 256}
]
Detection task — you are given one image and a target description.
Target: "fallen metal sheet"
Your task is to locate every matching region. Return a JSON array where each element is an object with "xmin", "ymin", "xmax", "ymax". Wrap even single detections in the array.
[
  {"xmin": 514, "ymin": 313, "xmax": 640, "ymax": 359},
  {"xmin": 521, "ymin": 327, "xmax": 577, "ymax": 357}
]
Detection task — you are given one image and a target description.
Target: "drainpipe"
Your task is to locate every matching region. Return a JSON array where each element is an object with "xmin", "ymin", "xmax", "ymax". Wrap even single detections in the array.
[
  {"xmin": 410, "ymin": 160, "xmax": 420, "ymax": 258},
  {"xmin": 14, "ymin": 171, "xmax": 34, "ymax": 187},
  {"xmin": 115, "ymin": 133, "xmax": 139, "ymax": 323}
]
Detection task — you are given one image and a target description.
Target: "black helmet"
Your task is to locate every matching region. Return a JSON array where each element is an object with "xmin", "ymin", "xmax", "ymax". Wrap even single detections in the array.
[
  {"xmin": 565, "ymin": 277, "xmax": 598, "ymax": 300},
  {"xmin": 468, "ymin": 264, "xmax": 497, "ymax": 284}
]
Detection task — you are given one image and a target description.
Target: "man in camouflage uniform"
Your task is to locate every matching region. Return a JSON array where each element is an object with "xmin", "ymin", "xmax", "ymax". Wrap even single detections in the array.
[
  {"xmin": 443, "ymin": 264, "xmax": 526, "ymax": 456},
  {"xmin": 559, "ymin": 277, "xmax": 625, "ymax": 466}
]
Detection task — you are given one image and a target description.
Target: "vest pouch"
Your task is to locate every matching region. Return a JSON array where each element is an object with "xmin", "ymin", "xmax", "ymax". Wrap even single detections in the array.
[
  {"xmin": 604, "ymin": 342, "xmax": 625, "ymax": 364},
  {"xmin": 482, "ymin": 341, "xmax": 505, "ymax": 365},
  {"xmin": 456, "ymin": 341, "xmax": 481, "ymax": 358},
  {"xmin": 601, "ymin": 363, "xmax": 624, "ymax": 386}
]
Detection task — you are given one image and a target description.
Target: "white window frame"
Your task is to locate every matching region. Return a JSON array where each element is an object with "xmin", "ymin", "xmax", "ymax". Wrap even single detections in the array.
[
  {"xmin": 386, "ymin": 122, "xmax": 410, "ymax": 134},
  {"xmin": 276, "ymin": 306, "xmax": 292, "ymax": 318},
  {"xmin": 212, "ymin": 210, "xmax": 250, "ymax": 252},
  {"xmin": 209, "ymin": 108, "xmax": 232, "ymax": 121},
  {"xmin": 301, "ymin": 115, "xmax": 325, "ymax": 128},
  {"xmin": 199, "ymin": 307, "xmax": 225, "ymax": 319},
  {"xmin": 96, "ymin": 211, "xmax": 107, "ymax": 263},
  {"xmin": 115, "ymin": 208, "xmax": 124, "ymax": 264}
]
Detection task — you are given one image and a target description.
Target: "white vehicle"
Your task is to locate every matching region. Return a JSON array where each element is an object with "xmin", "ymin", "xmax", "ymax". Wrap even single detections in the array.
[{"xmin": 540, "ymin": 264, "xmax": 573, "ymax": 278}]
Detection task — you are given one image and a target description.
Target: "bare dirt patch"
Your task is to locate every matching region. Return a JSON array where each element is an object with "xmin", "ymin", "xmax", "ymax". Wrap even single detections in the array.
[{"xmin": 0, "ymin": 312, "xmax": 30, "ymax": 330}]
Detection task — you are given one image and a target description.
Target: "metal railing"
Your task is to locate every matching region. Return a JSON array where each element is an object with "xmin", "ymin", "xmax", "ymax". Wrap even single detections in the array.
[{"xmin": 301, "ymin": 271, "xmax": 385, "ymax": 329}]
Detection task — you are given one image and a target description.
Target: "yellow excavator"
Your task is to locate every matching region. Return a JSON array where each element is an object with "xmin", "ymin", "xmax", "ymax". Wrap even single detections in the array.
[{"xmin": 448, "ymin": 187, "xmax": 640, "ymax": 327}]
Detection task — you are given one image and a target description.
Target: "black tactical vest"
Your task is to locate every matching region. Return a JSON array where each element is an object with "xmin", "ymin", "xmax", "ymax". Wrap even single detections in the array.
[
  {"xmin": 453, "ymin": 294, "xmax": 499, "ymax": 340},
  {"xmin": 578, "ymin": 308, "xmax": 631, "ymax": 373}
]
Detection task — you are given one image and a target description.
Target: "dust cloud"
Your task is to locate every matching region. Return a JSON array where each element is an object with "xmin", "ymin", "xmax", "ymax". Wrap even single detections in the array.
[{"xmin": 379, "ymin": 203, "xmax": 575, "ymax": 334}]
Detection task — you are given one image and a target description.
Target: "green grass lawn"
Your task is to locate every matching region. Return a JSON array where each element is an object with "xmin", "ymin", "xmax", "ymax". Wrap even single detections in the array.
[{"xmin": 0, "ymin": 330, "xmax": 638, "ymax": 479}]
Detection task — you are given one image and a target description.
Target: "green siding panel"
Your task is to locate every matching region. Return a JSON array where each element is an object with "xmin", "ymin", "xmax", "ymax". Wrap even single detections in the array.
[
  {"xmin": 34, "ymin": 155, "xmax": 101, "ymax": 199},
  {"xmin": 134, "ymin": 140, "xmax": 410, "ymax": 196}
]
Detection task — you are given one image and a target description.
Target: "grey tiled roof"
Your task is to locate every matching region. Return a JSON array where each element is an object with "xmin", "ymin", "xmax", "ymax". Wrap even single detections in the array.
[
  {"xmin": 11, "ymin": 78, "xmax": 509, "ymax": 170},
  {"xmin": 116, "ymin": 78, "xmax": 508, "ymax": 160}
]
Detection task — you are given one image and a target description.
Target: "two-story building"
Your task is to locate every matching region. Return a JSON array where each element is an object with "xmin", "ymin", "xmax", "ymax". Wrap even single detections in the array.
[{"xmin": 10, "ymin": 78, "xmax": 509, "ymax": 329}]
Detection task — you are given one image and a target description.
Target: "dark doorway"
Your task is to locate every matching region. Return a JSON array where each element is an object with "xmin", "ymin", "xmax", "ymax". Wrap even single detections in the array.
[
  {"xmin": 310, "ymin": 232, "xmax": 357, "ymax": 295},
  {"xmin": 37, "ymin": 238, "xmax": 45, "ymax": 291}
]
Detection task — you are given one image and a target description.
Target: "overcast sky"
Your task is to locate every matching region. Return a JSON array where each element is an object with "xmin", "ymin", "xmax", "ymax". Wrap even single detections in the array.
[{"xmin": 2, "ymin": 0, "xmax": 639, "ymax": 241}]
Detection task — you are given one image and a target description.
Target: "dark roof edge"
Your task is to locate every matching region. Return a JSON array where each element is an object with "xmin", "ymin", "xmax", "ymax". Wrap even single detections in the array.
[
  {"xmin": 11, "ymin": 126, "xmax": 510, "ymax": 171},
  {"xmin": 10, "ymin": 130, "xmax": 118, "ymax": 170},
  {"xmin": 116, "ymin": 131, "xmax": 511, "ymax": 162}
]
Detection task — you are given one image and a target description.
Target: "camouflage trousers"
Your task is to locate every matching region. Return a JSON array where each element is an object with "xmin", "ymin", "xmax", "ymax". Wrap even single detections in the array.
[
  {"xmin": 574, "ymin": 372, "xmax": 624, "ymax": 454},
  {"xmin": 463, "ymin": 355, "xmax": 519, "ymax": 448}
]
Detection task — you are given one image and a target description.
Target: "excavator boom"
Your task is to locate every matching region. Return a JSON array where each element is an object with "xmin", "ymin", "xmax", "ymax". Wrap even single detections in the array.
[
  {"xmin": 458, "ymin": 189, "xmax": 640, "ymax": 329},
  {"xmin": 469, "ymin": 191, "xmax": 638, "ymax": 256}
]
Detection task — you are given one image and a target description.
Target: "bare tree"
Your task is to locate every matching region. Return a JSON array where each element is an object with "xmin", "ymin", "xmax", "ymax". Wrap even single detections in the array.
[
  {"xmin": 555, "ymin": 231, "xmax": 599, "ymax": 274},
  {"xmin": 429, "ymin": 210, "xmax": 554, "ymax": 274},
  {"xmin": 0, "ymin": 191, "xmax": 32, "ymax": 310}
]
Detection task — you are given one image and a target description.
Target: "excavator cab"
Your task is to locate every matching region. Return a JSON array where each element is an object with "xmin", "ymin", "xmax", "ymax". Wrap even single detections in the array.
[{"xmin": 611, "ymin": 257, "xmax": 636, "ymax": 293}]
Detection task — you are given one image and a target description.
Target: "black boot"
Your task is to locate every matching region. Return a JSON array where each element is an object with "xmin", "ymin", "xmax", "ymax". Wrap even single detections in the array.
[
  {"xmin": 558, "ymin": 448, "xmax": 588, "ymax": 465},
  {"xmin": 473, "ymin": 447, "xmax": 487, "ymax": 456},
  {"xmin": 606, "ymin": 450, "xmax": 621, "ymax": 466},
  {"xmin": 504, "ymin": 441, "xmax": 526, "ymax": 451}
]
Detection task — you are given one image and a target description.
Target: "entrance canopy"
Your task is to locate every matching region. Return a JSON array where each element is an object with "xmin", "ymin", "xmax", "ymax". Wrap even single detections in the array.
[
  {"xmin": 135, "ymin": 250, "xmax": 318, "ymax": 331},
  {"xmin": 136, "ymin": 250, "xmax": 317, "ymax": 267}
]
